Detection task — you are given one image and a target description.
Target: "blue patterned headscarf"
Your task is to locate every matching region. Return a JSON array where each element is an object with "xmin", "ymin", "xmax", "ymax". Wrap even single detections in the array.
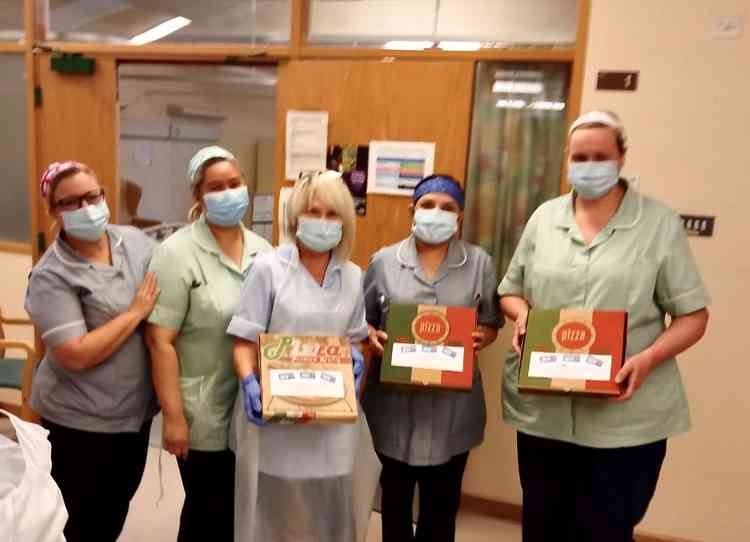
[{"xmin": 412, "ymin": 174, "xmax": 465, "ymax": 209}]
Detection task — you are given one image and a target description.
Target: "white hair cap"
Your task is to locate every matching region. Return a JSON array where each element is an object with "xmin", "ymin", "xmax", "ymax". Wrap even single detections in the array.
[
  {"xmin": 569, "ymin": 111, "xmax": 627, "ymax": 148},
  {"xmin": 187, "ymin": 145, "xmax": 236, "ymax": 188}
]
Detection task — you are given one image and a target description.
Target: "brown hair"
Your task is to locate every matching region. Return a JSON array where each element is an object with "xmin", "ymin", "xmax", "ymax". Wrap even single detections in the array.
[
  {"xmin": 47, "ymin": 165, "xmax": 98, "ymax": 209},
  {"xmin": 187, "ymin": 156, "xmax": 236, "ymax": 222}
]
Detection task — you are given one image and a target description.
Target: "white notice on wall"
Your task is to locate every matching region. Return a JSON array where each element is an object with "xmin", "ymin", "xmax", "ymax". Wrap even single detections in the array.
[
  {"xmin": 528, "ymin": 352, "xmax": 612, "ymax": 382},
  {"xmin": 252, "ymin": 223, "xmax": 273, "ymax": 244},
  {"xmin": 285, "ymin": 110, "xmax": 328, "ymax": 180},
  {"xmin": 269, "ymin": 369, "xmax": 345, "ymax": 399},
  {"xmin": 252, "ymin": 194, "xmax": 274, "ymax": 222},
  {"xmin": 134, "ymin": 141, "xmax": 153, "ymax": 166}
]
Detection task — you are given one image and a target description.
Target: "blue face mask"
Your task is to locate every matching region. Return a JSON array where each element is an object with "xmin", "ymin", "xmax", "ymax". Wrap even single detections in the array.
[
  {"xmin": 61, "ymin": 199, "xmax": 110, "ymax": 241},
  {"xmin": 296, "ymin": 216, "xmax": 343, "ymax": 253},
  {"xmin": 568, "ymin": 160, "xmax": 620, "ymax": 199},
  {"xmin": 203, "ymin": 187, "xmax": 250, "ymax": 226},
  {"xmin": 412, "ymin": 209, "xmax": 458, "ymax": 245}
]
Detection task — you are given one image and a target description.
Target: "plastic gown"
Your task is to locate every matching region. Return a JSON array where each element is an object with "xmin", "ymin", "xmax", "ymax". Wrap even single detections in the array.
[{"xmin": 229, "ymin": 245, "xmax": 380, "ymax": 541}]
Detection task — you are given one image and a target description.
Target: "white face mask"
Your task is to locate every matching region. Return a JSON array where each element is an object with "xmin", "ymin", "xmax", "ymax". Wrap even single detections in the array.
[
  {"xmin": 203, "ymin": 186, "xmax": 249, "ymax": 226},
  {"xmin": 61, "ymin": 200, "xmax": 110, "ymax": 241},
  {"xmin": 412, "ymin": 209, "xmax": 458, "ymax": 245},
  {"xmin": 296, "ymin": 216, "xmax": 343, "ymax": 253},
  {"xmin": 568, "ymin": 160, "xmax": 620, "ymax": 199}
]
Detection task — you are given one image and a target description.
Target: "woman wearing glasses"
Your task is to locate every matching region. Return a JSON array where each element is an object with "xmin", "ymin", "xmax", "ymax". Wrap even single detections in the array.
[{"xmin": 25, "ymin": 161, "xmax": 161, "ymax": 542}]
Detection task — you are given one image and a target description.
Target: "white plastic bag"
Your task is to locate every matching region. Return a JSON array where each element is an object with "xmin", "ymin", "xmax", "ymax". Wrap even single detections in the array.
[{"xmin": 0, "ymin": 409, "xmax": 67, "ymax": 542}]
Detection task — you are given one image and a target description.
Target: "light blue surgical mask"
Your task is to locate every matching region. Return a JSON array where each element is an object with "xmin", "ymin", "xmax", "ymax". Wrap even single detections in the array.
[
  {"xmin": 203, "ymin": 187, "xmax": 250, "ymax": 226},
  {"xmin": 61, "ymin": 199, "xmax": 110, "ymax": 241},
  {"xmin": 412, "ymin": 209, "xmax": 458, "ymax": 245},
  {"xmin": 568, "ymin": 160, "xmax": 620, "ymax": 199},
  {"xmin": 296, "ymin": 216, "xmax": 343, "ymax": 253}
]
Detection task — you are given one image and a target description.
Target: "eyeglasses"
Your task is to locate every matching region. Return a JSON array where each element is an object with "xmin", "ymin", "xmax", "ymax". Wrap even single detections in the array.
[{"xmin": 53, "ymin": 189, "xmax": 105, "ymax": 212}]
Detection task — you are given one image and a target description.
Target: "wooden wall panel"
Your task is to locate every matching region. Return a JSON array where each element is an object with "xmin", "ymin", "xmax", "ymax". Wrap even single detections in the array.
[
  {"xmin": 274, "ymin": 59, "xmax": 475, "ymax": 268},
  {"xmin": 34, "ymin": 54, "xmax": 119, "ymax": 254}
]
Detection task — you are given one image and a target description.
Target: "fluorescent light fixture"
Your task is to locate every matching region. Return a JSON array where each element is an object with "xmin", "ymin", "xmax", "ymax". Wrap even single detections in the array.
[
  {"xmin": 495, "ymin": 70, "xmax": 544, "ymax": 80},
  {"xmin": 496, "ymin": 99, "xmax": 527, "ymax": 109},
  {"xmin": 438, "ymin": 41, "xmax": 481, "ymax": 51},
  {"xmin": 130, "ymin": 16, "xmax": 191, "ymax": 45},
  {"xmin": 529, "ymin": 101, "xmax": 566, "ymax": 111},
  {"xmin": 384, "ymin": 40, "xmax": 434, "ymax": 51},
  {"xmin": 492, "ymin": 80, "xmax": 544, "ymax": 94}
]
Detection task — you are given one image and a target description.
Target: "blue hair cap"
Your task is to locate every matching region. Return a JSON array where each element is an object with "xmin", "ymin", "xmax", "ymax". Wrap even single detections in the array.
[{"xmin": 412, "ymin": 174, "xmax": 465, "ymax": 209}]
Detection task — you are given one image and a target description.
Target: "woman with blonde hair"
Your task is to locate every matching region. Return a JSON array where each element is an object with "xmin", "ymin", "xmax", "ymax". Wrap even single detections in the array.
[
  {"xmin": 25, "ymin": 161, "xmax": 160, "ymax": 541},
  {"xmin": 146, "ymin": 146, "xmax": 271, "ymax": 542},
  {"xmin": 228, "ymin": 170, "xmax": 379, "ymax": 541}
]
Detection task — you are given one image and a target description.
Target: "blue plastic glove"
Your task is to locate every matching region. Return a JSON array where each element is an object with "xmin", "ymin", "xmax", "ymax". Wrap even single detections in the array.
[
  {"xmin": 351, "ymin": 345, "xmax": 365, "ymax": 399},
  {"xmin": 241, "ymin": 373, "xmax": 266, "ymax": 427}
]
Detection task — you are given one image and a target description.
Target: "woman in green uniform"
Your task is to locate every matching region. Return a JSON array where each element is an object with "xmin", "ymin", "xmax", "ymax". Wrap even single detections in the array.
[{"xmin": 145, "ymin": 146, "xmax": 271, "ymax": 542}]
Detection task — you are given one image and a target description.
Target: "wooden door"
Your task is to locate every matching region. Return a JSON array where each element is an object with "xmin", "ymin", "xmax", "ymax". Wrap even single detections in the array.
[
  {"xmin": 33, "ymin": 53, "xmax": 119, "ymax": 261},
  {"xmin": 275, "ymin": 59, "xmax": 475, "ymax": 268}
]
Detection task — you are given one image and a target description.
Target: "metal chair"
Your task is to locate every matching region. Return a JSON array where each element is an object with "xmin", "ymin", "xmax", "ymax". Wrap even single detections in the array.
[{"xmin": 0, "ymin": 307, "xmax": 37, "ymax": 421}]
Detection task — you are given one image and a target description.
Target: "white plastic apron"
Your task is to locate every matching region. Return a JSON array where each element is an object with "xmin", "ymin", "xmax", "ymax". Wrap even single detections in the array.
[
  {"xmin": 0, "ymin": 410, "xmax": 67, "ymax": 542},
  {"xmin": 232, "ymin": 256, "xmax": 380, "ymax": 541}
]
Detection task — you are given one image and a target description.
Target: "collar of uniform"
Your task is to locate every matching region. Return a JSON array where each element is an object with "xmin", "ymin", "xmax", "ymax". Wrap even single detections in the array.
[
  {"xmin": 555, "ymin": 180, "xmax": 642, "ymax": 232},
  {"xmin": 191, "ymin": 215, "xmax": 257, "ymax": 274},
  {"xmin": 277, "ymin": 241, "xmax": 343, "ymax": 285},
  {"xmin": 52, "ymin": 225, "xmax": 124, "ymax": 270},
  {"xmin": 396, "ymin": 235, "xmax": 468, "ymax": 270}
]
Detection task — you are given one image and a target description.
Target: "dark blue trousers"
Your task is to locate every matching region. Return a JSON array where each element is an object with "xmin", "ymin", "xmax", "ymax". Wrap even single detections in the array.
[{"xmin": 517, "ymin": 431, "xmax": 667, "ymax": 542}]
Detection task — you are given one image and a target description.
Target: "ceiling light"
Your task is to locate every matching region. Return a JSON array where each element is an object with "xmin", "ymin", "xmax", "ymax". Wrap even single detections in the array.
[
  {"xmin": 496, "ymin": 99, "xmax": 527, "ymax": 109},
  {"xmin": 494, "ymin": 70, "xmax": 544, "ymax": 80},
  {"xmin": 438, "ymin": 41, "xmax": 481, "ymax": 51},
  {"xmin": 529, "ymin": 101, "xmax": 566, "ymax": 111},
  {"xmin": 383, "ymin": 40, "xmax": 434, "ymax": 51},
  {"xmin": 492, "ymin": 80, "xmax": 544, "ymax": 94},
  {"xmin": 130, "ymin": 16, "xmax": 191, "ymax": 46}
]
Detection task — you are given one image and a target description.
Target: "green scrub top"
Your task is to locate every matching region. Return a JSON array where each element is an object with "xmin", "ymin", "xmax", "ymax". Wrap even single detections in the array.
[
  {"xmin": 148, "ymin": 216, "xmax": 272, "ymax": 451},
  {"xmin": 498, "ymin": 182, "xmax": 710, "ymax": 448}
]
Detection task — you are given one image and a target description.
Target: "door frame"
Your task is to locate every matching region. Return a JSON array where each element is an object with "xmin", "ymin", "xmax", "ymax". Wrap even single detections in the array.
[{"xmin": 19, "ymin": 0, "xmax": 590, "ymax": 262}]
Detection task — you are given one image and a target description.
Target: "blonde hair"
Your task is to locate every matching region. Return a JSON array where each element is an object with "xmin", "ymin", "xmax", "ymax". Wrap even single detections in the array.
[
  {"xmin": 187, "ymin": 157, "xmax": 242, "ymax": 222},
  {"xmin": 285, "ymin": 170, "xmax": 356, "ymax": 262}
]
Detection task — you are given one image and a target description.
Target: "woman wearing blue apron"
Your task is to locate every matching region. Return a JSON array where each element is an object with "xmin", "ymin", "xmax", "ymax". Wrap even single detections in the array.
[{"xmin": 227, "ymin": 170, "xmax": 380, "ymax": 541}]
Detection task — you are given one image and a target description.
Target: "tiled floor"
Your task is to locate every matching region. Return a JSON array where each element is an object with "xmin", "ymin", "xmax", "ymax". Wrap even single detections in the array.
[{"xmin": 120, "ymin": 444, "xmax": 521, "ymax": 541}]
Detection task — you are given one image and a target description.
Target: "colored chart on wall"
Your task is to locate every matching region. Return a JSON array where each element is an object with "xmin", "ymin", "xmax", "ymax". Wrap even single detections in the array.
[{"xmin": 367, "ymin": 140, "xmax": 435, "ymax": 196}]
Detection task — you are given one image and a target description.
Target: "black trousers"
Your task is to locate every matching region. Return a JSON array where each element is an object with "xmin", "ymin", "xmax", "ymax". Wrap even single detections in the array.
[
  {"xmin": 517, "ymin": 431, "xmax": 667, "ymax": 542},
  {"xmin": 176, "ymin": 449, "xmax": 235, "ymax": 542},
  {"xmin": 378, "ymin": 451, "xmax": 470, "ymax": 542},
  {"xmin": 42, "ymin": 417, "xmax": 152, "ymax": 542}
]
